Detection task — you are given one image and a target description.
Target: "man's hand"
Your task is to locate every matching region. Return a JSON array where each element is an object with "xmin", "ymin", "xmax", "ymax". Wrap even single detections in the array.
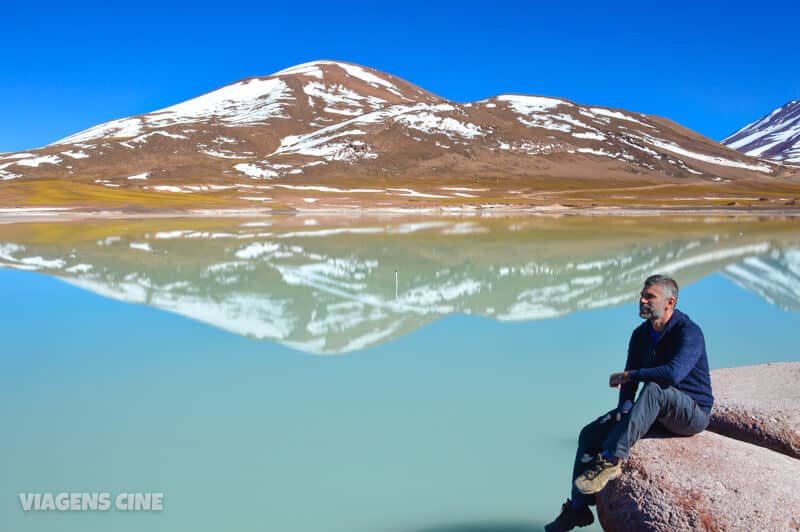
[
  {"xmin": 600, "ymin": 400, "xmax": 633, "ymax": 424},
  {"xmin": 609, "ymin": 371, "xmax": 631, "ymax": 388}
]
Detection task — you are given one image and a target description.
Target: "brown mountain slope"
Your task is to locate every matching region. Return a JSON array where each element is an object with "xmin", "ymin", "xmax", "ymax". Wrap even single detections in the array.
[{"xmin": 2, "ymin": 60, "xmax": 799, "ymax": 212}]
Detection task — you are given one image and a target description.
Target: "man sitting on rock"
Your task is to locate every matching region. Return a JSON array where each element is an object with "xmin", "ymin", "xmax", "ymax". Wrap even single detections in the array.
[{"xmin": 545, "ymin": 274, "xmax": 714, "ymax": 532}]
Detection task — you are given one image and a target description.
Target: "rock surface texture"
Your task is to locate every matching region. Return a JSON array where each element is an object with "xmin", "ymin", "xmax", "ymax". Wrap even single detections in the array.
[
  {"xmin": 709, "ymin": 362, "xmax": 800, "ymax": 459},
  {"xmin": 597, "ymin": 363, "xmax": 800, "ymax": 531}
]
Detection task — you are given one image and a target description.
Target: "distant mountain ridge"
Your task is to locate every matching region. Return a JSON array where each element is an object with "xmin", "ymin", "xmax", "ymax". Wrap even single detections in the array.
[
  {"xmin": 723, "ymin": 100, "xmax": 800, "ymax": 163},
  {"xmin": 1, "ymin": 60, "xmax": 797, "ymax": 210}
]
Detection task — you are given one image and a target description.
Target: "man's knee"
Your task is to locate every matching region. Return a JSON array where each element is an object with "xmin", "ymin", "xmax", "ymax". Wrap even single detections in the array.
[
  {"xmin": 630, "ymin": 382, "xmax": 667, "ymax": 412},
  {"xmin": 640, "ymin": 382, "xmax": 664, "ymax": 398}
]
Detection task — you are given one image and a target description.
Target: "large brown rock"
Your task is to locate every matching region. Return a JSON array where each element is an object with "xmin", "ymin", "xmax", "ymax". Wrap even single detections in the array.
[
  {"xmin": 709, "ymin": 362, "xmax": 800, "ymax": 459},
  {"xmin": 596, "ymin": 431, "xmax": 800, "ymax": 531}
]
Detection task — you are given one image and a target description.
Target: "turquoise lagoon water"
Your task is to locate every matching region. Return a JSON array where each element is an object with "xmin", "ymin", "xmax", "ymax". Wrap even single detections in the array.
[{"xmin": 0, "ymin": 215, "xmax": 799, "ymax": 531}]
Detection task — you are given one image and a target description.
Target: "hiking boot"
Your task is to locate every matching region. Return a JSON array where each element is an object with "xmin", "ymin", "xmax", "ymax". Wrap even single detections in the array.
[
  {"xmin": 574, "ymin": 453, "xmax": 622, "ymax": 494},
  {"xmin": 544, "ymin": 499, "xmax": 594, "ymax": 531}
]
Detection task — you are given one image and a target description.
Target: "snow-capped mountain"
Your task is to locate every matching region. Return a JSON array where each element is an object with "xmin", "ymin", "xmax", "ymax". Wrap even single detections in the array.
[
  {"xmin": 1, "ymin": 217, "xmax": 797, "ymax": 354},
  {"xmin": 723, "ymin": 100, "xmax": 800, "ymax": 163},
  {"xmin": 1, "ymin": 60, "xmax": 794, "ymax": 209}
]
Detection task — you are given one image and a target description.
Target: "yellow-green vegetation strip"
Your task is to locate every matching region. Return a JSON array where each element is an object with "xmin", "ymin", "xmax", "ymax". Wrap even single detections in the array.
[{"xmin": 0, "ymin": 180, "xmax": 241, "ymax": 209}]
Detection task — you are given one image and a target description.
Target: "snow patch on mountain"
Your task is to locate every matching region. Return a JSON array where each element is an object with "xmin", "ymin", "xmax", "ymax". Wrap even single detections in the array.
[
  {"xmin": 493, "ymin": 96, "xmax": 606, "ymax": 134},
  {"xmin": 234, "ymin": 163, "xmax": 279, "ymax": 179},
  {"xmin": 128, "ymin": 131, "xmax": 190, "ymax": 144},
  {"xmin": 201, "ymin": 149, "xmax": 251, "ymax": 159},
  {"xmin": 334, "ymin": 62, "xmax": 398, "ymax": 90},
  {"xmin": 61, "ymin": 150, "xmax": 90, "ymax": 159},
  {"xmin": 0, "ymin": 153, "xmax": 36, "ymax": 160},
  {"xmin": 272, "ymin": 62, "xmax": 326, "ymax": 79},
  {"xmin": 273, "ymin": 60, "xmax": 409, "ymax": 99},
  {"xmin": 149, "ymin": 185, "xmax": 193, "ymax": 193},
  {"xmin": 395, "ymin": 112, "xmax": 484, "ymax": 139},
  {"xmin": 14, "ymin": 155, "xmax": 62, "ymax": 167},
  {"xmin": 587, "ymin": 107, "xmax": 653, "ymax": 128},
  {"xmin": 642, "ymin": 136, "xmax": 773, "ymax": 172},
  {"xmin": 577, "ymin": 147, "xmax": 616, "ymax": 159},
  {"xmin": 497, "ymin": 94, "xmax": 570, "ymax": 113},
  {"xmin": 149, "ymin": 78, "xmax": 292, "ymax": 126},
  {"xmin": 273, "ymin": 129, "xmax": 374, "ymax": 161},
  {"xmin": 56, "ymin": 78, "xmax": 294, "ymax": 145},
  {"xmin": 573, "ymin": 132, "xmax": 606, "ymax": 141},
  {"xmin": 723, "ymin": 100, "xmax": 800, "ymax": 163},
  {"xmin": 0, "ymin": 170, "xmax": 21, "ymax": 180},
  {"xmin": 57, "ymin": 117, "xmax": 145, "ymax": 145},
  {"xmin": 304, "ymin": 81, "xmax": 386, "ymax": 114}
]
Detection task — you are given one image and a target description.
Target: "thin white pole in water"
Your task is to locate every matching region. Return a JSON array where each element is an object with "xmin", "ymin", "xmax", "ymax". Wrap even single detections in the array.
[{"xmin": 395, "ymin": 269, "xmax": 398, "ymax": 299}]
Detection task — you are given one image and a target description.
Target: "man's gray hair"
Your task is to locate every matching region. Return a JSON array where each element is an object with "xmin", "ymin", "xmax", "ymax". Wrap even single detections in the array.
[{"xmin": 644, "ymin": 274, "xmax": 679, "ymax": 302}]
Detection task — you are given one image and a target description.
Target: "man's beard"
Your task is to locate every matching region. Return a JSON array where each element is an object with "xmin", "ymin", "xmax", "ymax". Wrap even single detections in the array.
[{"xmin": 640, "ymin": 304, "xmax": 664, "ymax": 320}]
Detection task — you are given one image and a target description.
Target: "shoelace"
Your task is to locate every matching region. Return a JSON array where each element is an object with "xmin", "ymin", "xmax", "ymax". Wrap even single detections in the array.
[{"xmin": 584, "ymin": 457, "xmax": 612, "ymax": 479}]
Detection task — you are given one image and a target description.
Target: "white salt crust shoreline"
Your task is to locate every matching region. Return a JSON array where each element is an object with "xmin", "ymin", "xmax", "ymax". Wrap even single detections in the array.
[{"xmin": 1, "ymin": 205, "xmax": 800, "ymax": 225}]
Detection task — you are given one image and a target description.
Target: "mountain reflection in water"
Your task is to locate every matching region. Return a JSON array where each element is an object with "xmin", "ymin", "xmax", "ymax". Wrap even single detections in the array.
[{"xmin": 1, "ymin": 215, "xmax": 799, "ymax": 354}]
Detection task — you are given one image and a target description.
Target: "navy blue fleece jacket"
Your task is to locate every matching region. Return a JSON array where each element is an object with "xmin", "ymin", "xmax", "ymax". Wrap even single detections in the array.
[{"xmin": 618, "ymin": 309, "xmax": 714, "ymax": 412}]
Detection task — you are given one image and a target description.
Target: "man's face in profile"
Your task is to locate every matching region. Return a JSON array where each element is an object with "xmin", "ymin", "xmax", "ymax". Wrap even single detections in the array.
[{"xmin": 639, "ymin": 283, "xmax": 669, "ymax": 320}]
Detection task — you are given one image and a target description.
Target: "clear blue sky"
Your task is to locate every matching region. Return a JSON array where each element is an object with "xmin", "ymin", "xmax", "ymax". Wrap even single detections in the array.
[{"xmin": 2, "ymin": 0, "xmax": 798, "ymax": 153}]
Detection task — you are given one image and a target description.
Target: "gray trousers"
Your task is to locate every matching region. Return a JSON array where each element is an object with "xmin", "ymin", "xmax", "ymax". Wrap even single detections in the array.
[{"xmin": 571, "ymin": 382, "xmax": 710, "ymax": 506}]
